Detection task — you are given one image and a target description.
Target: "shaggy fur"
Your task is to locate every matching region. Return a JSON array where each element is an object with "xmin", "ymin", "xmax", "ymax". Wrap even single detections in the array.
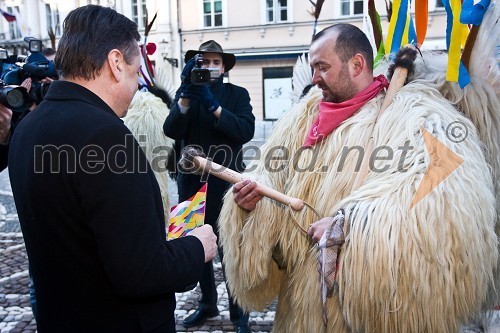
[
  {"xmin": 123, "ymin": 91, "xmax": 175, "ymax": 222},
  {"xmin": 440, "ymin": 74, "xmax": 500, "ymax": 312},
  {"xmin": 219, "ymin": 76, "xmax": 497, "ymax": 332},
  {"xmin": 385, "ymin": 1, "xmax": 500, "ymax": 311},
  {"xmin": 447, "ymin": 3, "xmax": 500, "ymax": 311}
]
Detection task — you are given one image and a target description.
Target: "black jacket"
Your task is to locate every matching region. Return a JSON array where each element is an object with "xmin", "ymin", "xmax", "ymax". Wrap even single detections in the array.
[
  {"xmin": 163, "ymin": 79, "xmax": 254, "ymax": 230},
  {"xmin": 9, "ymin": 80, "xmax": 205, "ymax": 332}
]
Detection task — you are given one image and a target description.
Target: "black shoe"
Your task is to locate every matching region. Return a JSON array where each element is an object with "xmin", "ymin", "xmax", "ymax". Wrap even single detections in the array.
[
  {"xmin": 236, "ymin": 324, "xmax": 251, "ymax": 333},
  {"xmin": 182, "ymin": 308, "xmax": 219, "ymax": 327}
]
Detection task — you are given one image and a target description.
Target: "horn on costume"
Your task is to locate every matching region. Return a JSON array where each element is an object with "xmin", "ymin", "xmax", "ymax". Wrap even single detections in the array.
[
  {"xmin": 352, "ymin": 45, "xmax": 418, "ymax": 190},
  {"xmin": 385, "ymin": 45, "xmax": 418, "ymax": 105}
]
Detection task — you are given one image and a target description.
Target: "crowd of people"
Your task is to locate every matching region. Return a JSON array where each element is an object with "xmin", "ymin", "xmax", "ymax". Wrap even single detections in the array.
[{"xmin": 0, "ymin": 3, "xmax": 498, "ymax": 333}]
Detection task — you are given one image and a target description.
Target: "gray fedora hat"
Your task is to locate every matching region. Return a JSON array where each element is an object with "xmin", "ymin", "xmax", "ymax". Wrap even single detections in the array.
[{"xmin": 184, "ymin": 40, "xmax": 236, "ymax": 72}]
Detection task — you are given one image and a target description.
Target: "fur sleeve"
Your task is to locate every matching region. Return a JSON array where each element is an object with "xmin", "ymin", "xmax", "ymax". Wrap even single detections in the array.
[{"xmin": 218, "ymin": 89, "xmax": 323, "ymax": 310}]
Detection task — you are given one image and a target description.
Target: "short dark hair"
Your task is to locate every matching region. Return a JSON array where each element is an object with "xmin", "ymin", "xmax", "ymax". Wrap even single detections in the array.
[
  {"xmin": 55, "ymin": 5, "xmax": 140, "ymax": 80},
  {"xmin": 312, "ymin": 24, "xmax": 374, "ymax": 70}
]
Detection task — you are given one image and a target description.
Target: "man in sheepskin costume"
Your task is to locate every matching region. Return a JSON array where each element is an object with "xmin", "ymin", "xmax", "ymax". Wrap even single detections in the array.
[{"xmin": 218, "ymin": 23, "xmax": 498, "ymax": 333}]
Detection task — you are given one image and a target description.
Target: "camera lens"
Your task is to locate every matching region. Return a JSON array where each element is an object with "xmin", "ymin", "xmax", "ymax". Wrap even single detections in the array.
[
  {"xmin": 0, "ymin": 85, "xmax": 33, "ymax": 112},
  {"xmin": 6, "ymin": 89, "xmax": 25, "ymax": 109}
]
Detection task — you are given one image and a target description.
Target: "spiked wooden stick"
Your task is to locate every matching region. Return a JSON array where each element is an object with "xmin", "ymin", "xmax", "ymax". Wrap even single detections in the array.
[{"xmin": 179, "ymin": 147, "xmax": 305, "ymax": 211}]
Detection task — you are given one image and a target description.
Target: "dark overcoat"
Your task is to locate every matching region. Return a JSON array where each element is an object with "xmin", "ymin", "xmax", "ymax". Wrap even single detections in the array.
[
  {"xmin": 9, "ymin": 80, "xmax": 205, "ymax": 332},
  {"xmin": 163, "ymin": 80, "xmax": 255, "ymax": 233}
]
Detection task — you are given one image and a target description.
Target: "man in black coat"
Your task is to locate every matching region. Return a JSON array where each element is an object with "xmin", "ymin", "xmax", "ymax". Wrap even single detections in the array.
[
  {"xmin": 8, "ymin": 5, "xmax": 217, "ymax": 332},
  {"xmin": 163, "ymin": 40, "xmax": 254, "ymax": 333}
]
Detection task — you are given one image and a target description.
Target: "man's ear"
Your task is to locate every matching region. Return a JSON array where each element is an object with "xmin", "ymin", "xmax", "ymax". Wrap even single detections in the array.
[
  {"xmin": 350, "ymin": 53, "xmax": 365, "ymax": 77},
  {"xmin": 107, "ymin": 49, "xmax": 124, "ymax": 82}
]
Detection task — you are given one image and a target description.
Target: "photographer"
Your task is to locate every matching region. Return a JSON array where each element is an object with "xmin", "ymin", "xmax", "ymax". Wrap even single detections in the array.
[
  {"xmin": 1, "ymin": 40, "xmax": 57, "ymax": 110},
  {"xmin": 163, "ymin": 40, "xmax": 254, "ymax": 333},
  {"xmin": 0, "ymin": 73, "xmax": 52, "ymax": 171},
  {"xmin": 0, "ymin": 79, "xmax": 51, "ymax": 173}
]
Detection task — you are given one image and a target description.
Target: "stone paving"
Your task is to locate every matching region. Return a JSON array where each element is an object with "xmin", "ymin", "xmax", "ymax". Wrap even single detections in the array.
[
  {"xmin": 1, "ymin": 169, "xmax": 499, "ymax": 332},
  {"xmin": 173, "ymin": 258, "xmax": 276, "ymax": 333},
  {"xmin": 0, "ymin": 170, "xmax": 276, "ymax": 333},
  {"xmin": 164, "ymin": 176, "xmax": 277, "ymax": 333}
]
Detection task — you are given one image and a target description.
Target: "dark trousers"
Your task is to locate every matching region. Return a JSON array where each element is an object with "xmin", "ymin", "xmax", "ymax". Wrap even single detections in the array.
[
  {"xmin": 177, "ymin": 175, "xmax": 248, "ymax": 326},
  {"xmin": 198, "ymin": 246, "xmax": 249, "ymax": 326}
]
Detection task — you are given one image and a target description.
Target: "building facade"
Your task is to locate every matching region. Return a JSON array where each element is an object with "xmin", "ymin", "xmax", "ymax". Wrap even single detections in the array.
[{"xmin": 0, "ymin": 0, "xmax": 448, "ymax": 122}]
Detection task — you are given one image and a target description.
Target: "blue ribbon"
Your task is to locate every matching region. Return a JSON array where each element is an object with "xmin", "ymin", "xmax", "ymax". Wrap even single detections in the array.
[
  {"xmin": 442, "ymin": 0, "xmax": 453, "ymax": 49},
  {"xmin": 390, "ymin": 0, "xmax": 410, "ymax": 56},
  {"xmin": 460, "ymin": 0, "xmax": 490, "ymax": 26},
  {"xmin": 458, "ymin": 61, "xmax": 470, "ymax": 88},
  {"xmin": 442, "ymin": 0, "xmax": 471, "ymax": 88},
  {"xmin": 408, "ymin": 14, "xmax": 417, "ymax": 45}
]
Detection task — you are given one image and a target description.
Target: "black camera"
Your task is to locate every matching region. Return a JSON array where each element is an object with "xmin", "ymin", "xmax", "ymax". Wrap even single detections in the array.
[
  {"xmin": 0, "ymin": 37, "xmax": 57, "ymax": 110},
  {"xmin": 23, "ymin": 37, "xmax": 43, "ymax": 53},
  {"xmin": 190, "ymin": 54, "xmax": 220, "ymax": 85},
  {"xmin": 0, "ymin": 80, "xmax": 33, "ymax": 112},
  {"xmin": 0, "ymin": 48, "xmax": 32, "ymax": 112}
]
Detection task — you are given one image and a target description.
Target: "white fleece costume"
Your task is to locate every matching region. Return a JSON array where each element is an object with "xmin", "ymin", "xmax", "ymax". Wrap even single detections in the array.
[
  {"xmin": 218, "ymin": 76, "xmax": 497, "ymax": 332},
  {"xmin": 123, "ymin": 90, "xmax": 175, "ymax": 222}
]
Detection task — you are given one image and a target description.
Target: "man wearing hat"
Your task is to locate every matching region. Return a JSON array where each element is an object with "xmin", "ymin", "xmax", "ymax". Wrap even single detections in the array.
[{"xmin": 163, "ymin": 40, "xmax": 254, "ymax": 333}]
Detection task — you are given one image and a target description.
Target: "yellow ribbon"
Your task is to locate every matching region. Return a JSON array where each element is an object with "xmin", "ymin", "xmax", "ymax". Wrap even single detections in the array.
[{"xmin": 447, "ymin": 0, "xmax": 463, "ymax": 82}]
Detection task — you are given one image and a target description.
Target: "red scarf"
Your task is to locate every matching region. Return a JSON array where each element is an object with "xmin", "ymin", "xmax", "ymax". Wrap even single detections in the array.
[{"xmin": 303, "ymin": 75, "xmax": 389, "ymax": 147}]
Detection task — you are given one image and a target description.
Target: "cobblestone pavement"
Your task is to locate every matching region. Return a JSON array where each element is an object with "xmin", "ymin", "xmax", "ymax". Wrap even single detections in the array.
[
  {"xmin": 1, "ymin": 169, "xmax": 499, "ymax": 332},
  {"xmin": 0, "ymin": 169, "xmax": 40, "ymax": 333},
  {"xmin": 0, "ymin": 170, "xmax": 276, "ymax": 333}
]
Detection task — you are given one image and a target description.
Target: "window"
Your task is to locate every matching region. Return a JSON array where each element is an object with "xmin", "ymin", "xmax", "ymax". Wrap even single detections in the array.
[
  {"xmin": 266, "ymin": 0, "xmax": 288, "ymax": 23},
  {"xmin": 436, "ymin": 0, "xmax": 444, "ymax": 8},
  {"xmin": 7, "ymin": 7, "xmax": 21, "ymax": 40},
  {"xmin": 132, "ymin": 0, "xmax": 147, "ymax": 29},
  {"xmin": 46, "ymin": 4, "xmax": 61, "ymax": 36},
  {"xmin": 341, "ymin": 0, "xmax": 363, "ymax": 16},
  {"xmin": 203, "ymin": 0, "xmax": 223, "ymax": 27},
  {"xmin": 263, "ymin": 67, "xmax": 293, "ymax": 120}
]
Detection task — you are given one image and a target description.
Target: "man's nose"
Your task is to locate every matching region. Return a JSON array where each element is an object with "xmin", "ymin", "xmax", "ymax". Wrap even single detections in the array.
[{"xmin": 312, "ymin": 70, "xmax": 321, "ymax": 84}]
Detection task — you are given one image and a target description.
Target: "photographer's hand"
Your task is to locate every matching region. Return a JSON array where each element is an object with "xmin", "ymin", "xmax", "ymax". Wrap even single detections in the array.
[
  {"xmin": 20, "ymin": 78, "xmax": 32, "ymax": 92},
  {"xmin": 20, "ymin": 78, "xmax": 37, "ymax": 111},
  {"xmin": 179, "ymin": 58, "xmax": 197, "ymax": 99},
  {"xmin": 183, "ymin": 85, "xmax": 220, "ymax": 113},
  {"xmin": 0, "ymin": 105, "xmax": 13, "ymax": 145}
]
